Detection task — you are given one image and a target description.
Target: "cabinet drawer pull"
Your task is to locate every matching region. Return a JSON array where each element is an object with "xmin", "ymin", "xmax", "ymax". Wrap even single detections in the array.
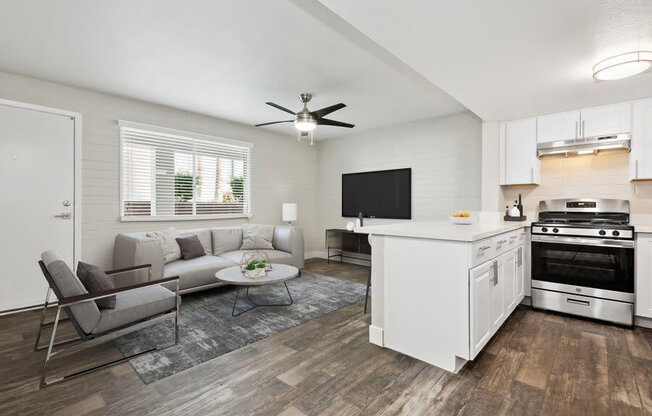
[
  {"xmin": 479, "ymin": 245, "xmax": 491, "ymax": 251},
  {"xmin": 567, "ymin": 298, "xmax": 590, "ymax": 306},
  {"xmin": 497, "ymin": 239, "xmax": 507, "ymax": 245}
]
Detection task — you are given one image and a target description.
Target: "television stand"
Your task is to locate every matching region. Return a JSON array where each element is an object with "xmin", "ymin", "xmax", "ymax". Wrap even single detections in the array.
[{"xmin": 325, "ymin": 229, "xmax": 371, "ymax": 264}]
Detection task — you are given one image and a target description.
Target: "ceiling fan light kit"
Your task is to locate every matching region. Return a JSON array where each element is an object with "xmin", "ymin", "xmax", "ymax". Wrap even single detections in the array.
[
  {"xmin": 593, "ymin": 50, "xmax": 652, "ymax": 80},
  {"xmin": 255, "ymin": 93, "xmax": 354, "ymax": 144}
]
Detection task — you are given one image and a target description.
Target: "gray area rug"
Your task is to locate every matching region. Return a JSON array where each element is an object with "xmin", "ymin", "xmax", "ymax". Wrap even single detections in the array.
[{"xmin": 114, "ymin": 271, "xmax": 367, "ymax": 384}]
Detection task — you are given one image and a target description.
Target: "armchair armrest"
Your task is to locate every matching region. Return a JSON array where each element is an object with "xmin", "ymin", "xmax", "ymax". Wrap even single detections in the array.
[
  {"xmin": 105, "ymin": 264, "xmax": 152, "ymax": 277},
  {"xmin": 58, "ymin": 276, "xmax": 180, "ymax": 307}
]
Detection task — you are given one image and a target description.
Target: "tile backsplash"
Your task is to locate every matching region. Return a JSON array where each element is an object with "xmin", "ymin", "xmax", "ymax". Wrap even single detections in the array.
[{"xmin": 501, "ymin": 152, "xmax": 652, "ymax": 215}]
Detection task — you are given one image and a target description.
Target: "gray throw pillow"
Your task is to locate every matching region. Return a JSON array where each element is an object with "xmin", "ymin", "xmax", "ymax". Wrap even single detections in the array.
[
  {"xmin": 176, "ymin": 235, "xmax": 206, "ymax": 260},
  {"xmin": 241, "ymin": 224, "xmax": 274, "ymax": 250},
  {"xmin": 76, "ymin": 261, "xmax": 116, "ymax": 309}
]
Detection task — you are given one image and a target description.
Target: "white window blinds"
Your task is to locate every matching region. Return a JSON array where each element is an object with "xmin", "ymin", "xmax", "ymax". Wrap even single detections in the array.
[{"xmin": 119, "ymin": 121, "xmax": 252, "ymax": 220}]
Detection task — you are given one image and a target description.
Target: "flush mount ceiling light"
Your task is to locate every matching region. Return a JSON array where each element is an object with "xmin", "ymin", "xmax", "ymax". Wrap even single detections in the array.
[{"xmin": 593, "ymin": 51, "xmax": 652, "ymax": 81}]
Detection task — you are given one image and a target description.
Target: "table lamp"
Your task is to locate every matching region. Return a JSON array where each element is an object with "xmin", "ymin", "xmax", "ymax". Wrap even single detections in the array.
[{"xmin": 282, "ymin": 203, "xmax": 297, "ymax": 226}]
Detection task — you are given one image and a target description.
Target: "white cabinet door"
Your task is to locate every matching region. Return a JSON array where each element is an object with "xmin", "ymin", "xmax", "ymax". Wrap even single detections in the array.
[
  {"xmin": 498, "ymin": 250, "xmax": 516, "ymax": 320},
  {"xmin": 501, "ymin": 118, "xmax": 540, "ymax": 185},
  {"xmin": 515, "ymin": 245, "xmax": 525, "ymax": 303},
  {"xmin": 490, "ymin": 259, "xmax": 505, "ymax": 331},
  {"xmin": 636, "ymin": 234, "xmax": 652, "ymax": 318},
  {"xmin": 581, "ymin": 102, "xmax": 631, "ymax": 138},
  {"xmin": 630, "ymin": 98, "xmax": 652, "ymax": 180},
  {"xmin": 469, "ymin": 261, "xmax": 494, "ymax": 359},
  {"xmin": 537, "ymin": 110, "xmax": 580, "ymax": 143}
]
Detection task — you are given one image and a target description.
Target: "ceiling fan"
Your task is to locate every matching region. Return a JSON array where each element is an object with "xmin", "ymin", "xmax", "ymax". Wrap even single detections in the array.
[{"xmin": 255, "ymin": 93, "xmax": 354, "ymax": 145}]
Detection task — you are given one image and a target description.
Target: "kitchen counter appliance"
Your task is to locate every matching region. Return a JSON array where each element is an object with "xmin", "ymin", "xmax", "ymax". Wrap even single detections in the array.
[{"xmin": 531, "ymin": 198, "xmax": 634, "ymax": 325}]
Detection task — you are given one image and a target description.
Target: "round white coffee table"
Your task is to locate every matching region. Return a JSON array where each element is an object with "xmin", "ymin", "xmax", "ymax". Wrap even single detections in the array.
[{"xmin": 215, "ymin": 264, "xmax": 299, "ymax": 316}]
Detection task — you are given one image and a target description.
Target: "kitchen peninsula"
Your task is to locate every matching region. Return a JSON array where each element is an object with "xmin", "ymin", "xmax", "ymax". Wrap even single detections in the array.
[{"xmin": 357, "ymin": 218, "xmax": 530, "ymax": 372}]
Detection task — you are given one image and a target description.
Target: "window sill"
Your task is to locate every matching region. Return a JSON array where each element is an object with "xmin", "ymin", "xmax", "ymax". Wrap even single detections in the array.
[{"xmin": 120, "ymin": 213, "xmax": 253, "ymax": 222}]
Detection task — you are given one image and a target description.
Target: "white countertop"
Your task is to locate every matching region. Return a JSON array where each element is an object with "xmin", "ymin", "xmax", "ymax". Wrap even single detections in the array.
[{"xmin": 355, "ymin": 218, "xmax": 531, "ymax": 242}]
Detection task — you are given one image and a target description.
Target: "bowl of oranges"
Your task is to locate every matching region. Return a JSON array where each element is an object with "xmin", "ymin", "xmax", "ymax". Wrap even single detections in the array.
[{"xmin": 450, "ymin": 211, "xmax": 474, "ymax": 224}]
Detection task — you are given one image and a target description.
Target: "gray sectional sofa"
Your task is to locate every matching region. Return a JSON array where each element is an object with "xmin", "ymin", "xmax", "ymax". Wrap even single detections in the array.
[{"xmin": 113, "ymin": 225, "xmax": 304, "ymax": 294}]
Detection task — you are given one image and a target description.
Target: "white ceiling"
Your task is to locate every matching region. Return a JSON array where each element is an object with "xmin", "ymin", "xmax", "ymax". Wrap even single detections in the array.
[
  {"xmin": 0, "ymin": 0, "xmax": 466, "ymax": 139},
  {"xmin": 319, "ymin": 0, "xmax": 652, "ymax": 122}
]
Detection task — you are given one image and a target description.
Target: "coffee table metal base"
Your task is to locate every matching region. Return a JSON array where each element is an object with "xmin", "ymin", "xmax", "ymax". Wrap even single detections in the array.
[{"xmin": 232, "ymin": 282, "xmax": 294, "ymax": 317}]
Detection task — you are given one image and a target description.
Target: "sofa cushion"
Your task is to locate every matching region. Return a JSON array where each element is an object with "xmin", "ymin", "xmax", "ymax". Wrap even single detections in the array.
[
  {"xmin": 164, "ymin": 255, "xmax": 236, "ymax": 290},
  {"xmin": 41, "ymin": 251, "xmax": 101, "ymax": 334},
  {"xmin": 220, "ymin": 250, "xmax": 293, "ymax": 266},
  {"xmin": 241, "ymin": 224, "xmax": 274, "ymax": 250},
  {"xmin": 178, "ymin": 229, "xmax": 212, "ymax": 256},
  {"xmin": 92, "ymin": 285, "xmax": 176, "ymax": 334},
  {"xmin": 146, "ymin": 227, "xmax": 181, "ymax": 264},
  {"xmin": 175, "ymin": 235, "xmax": 206, "ymax": 260},
  {"xmin": 212, "ymin": 227, "xmax": 243, "ymax": 255},
  {"xmin": 76, "ymin": 261, "xmax": 116, "ymax": 309}
]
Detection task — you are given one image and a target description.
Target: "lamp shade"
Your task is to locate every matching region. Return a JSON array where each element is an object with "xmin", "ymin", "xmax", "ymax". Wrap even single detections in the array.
[{"xmin": 282, "ymin": 203, "xmax": 297, "ymax": 222}]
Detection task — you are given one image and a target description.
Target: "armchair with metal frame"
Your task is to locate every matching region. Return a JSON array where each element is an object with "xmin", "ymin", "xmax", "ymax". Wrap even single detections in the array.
[{"xmin": 35, "ymin": 251, "xmax": 181, "ymax": 387}]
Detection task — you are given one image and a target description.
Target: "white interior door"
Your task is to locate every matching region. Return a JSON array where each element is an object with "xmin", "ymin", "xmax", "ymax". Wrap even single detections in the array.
[{"xmin": 0, "ymin": 103, "xmax": 76, "ymax": 311}]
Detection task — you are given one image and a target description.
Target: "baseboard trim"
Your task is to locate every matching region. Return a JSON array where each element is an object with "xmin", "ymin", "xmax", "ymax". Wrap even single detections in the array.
[
  {"xmin": 635, "ymin": 315, "xmax": 652, "ymax": 329},
  {"xmin": 369, "ymin": 325, "xmax": 384, "ymax": 346}
]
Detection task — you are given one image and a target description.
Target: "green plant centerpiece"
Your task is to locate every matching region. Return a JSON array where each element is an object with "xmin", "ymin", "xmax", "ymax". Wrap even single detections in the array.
[{"xmin": 240, "ymin": 250, "xmax": 272, "ymax": 278}]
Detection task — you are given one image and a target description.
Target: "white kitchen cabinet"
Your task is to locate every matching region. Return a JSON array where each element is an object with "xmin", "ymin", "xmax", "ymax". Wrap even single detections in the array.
[
  {"xmin": 581, "ymin": 102, "xmax": 631, "ymax": 138},
  {"xmin": 469, "ymin": 260, "xmax": 494, "ymax": 359},
  {"xmin": 500, "ymin": 118, "xmax": 540, "ymax": 185},
  {"xmin": 515, "ymin": 245, "xmax": 525, "ymax": 301},
  {"xmin": 535, "ymin": 102, "xmax": 631, "ymax": 144},
  {"xmin": 469, "ymin": 243, "xmax": 523, "ymax": 359},
  {"xmin": 630, "ymin": 98, "xmax": 652, "ymax": 180},
  {"xmin": 636, "ymin": 234, "xmax": 652, "ymax": 318},
  {"xmin": 537, "ymin": 110, "xmax": 580, "ymax": 143},
  {"xmin": 498, "ymin": 249, "xmax": 517, "ymax": 317}
]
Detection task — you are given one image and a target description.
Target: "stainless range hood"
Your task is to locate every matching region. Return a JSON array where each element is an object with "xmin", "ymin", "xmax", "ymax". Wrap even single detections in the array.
[{"xmin": 537, "ymin": 134, "xmax": 631, "ymax": 157}]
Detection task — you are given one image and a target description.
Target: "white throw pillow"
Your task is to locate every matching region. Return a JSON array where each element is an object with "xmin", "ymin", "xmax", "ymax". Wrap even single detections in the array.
[
  {"xmin": 240, "ymin": 224, "xmax": 274, "ymax": 250},
  {"xmin": 146, "ymin": 227, "xmax": 181, "ymax": 263}
]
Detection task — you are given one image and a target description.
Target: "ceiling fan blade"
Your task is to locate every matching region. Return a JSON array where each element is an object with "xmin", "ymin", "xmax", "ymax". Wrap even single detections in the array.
[
  {"xmin": 254, "ymin": 120, "xmax": 293, "ymax": 127},
  {"xmin": 311, "ymin": 103, "xmax": 346, "ymax": 119},
  {"xmin": 266, "ymin": 102, "xmax": 296, "ymax": 115},
  {"xmin": 317, "ymin": 118, "xmax": 355, "ymax": 128}
]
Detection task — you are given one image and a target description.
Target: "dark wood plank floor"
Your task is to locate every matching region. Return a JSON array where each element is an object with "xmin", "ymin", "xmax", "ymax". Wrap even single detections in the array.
[{"xmin": 1, "ymin": 258, "xmax": 651, "ymax": 415}]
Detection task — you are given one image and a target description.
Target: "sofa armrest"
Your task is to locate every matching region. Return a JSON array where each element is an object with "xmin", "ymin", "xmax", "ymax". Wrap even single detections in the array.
[
  {"xmin": 273, "ymin": 225, "xmax": 304, "ymax": 269},
  {"xmin": 113, "ymin": 233, "xmax": 164, "ymax": 283}
]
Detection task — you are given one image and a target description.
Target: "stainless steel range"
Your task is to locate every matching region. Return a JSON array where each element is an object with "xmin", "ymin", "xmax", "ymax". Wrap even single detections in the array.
[{"xmin": 531, "ymin": 198, "xmax": 634, "ymax": 325}]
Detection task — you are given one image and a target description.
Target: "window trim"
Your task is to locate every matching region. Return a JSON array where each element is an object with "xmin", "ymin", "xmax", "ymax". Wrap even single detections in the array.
[{"xmin": 118, "ymin": 120, "xmax": 253, "ymax": 222}]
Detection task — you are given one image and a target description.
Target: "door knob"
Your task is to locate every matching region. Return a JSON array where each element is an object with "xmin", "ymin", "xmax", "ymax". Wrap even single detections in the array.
[{"xmin": 54, "ymin": 213, "xmax": 72, "ymax": 219}]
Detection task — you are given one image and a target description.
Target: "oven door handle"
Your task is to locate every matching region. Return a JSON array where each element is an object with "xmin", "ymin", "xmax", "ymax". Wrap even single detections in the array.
[{"xmin": 531, "ymin": 234, "xmax": 634, "ymax": 249}]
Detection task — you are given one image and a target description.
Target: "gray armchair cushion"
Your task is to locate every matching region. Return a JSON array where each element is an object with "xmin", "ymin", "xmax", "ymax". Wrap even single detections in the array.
[
  {"xmin": 92, "ymin": 285, "xmax": 176, "ymax": 334},
  {"xmin": 41, "ymin": 251, "xmax": 101, "ymax": 334},
  {"xmin": 211, "ymin": 227, "xmax": 243, "ymax": 255},
  {"xmin": 76, "ymin": 261, "xmax": 116, "ymax": 309},
  {"xmin": 175, "ymin": 235, "xmax": 206, "ymax": 260},
  {"xmin": 241, "ymin": 224, "xmax": 274, "ymax": 250}
]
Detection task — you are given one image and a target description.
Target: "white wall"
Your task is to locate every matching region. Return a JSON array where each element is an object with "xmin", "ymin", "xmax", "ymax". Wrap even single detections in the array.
[
  {"xmin": 481, "ymin": 121, "xmax": 501, "ymax": 212},
  {"xmin": 314, "ymin": 112, "xmax": 482, "ymax": 254},
  {"xmin": 0, "ymin": 71, "xmax": 318, "ymax": 269}
]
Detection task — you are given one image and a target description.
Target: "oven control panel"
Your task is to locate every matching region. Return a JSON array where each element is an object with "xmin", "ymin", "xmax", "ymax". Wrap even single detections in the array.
[{"xmin": 531, "ymin": 225, "xmax": 633, "ymax": 239}]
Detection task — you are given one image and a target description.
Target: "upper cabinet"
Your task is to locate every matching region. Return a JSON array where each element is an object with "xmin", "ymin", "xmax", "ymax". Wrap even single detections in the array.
[
  {"xmin": 630, "ymin": 98, "xmax": 652, "ymax": 181},
  {"xmin": 500, "ymin": 118, "xmax": 540, "ymax": 185},
  {"xmin": 536, "ymin": 103, "xmax": 631, "ymax": 144},
  {"xmin": 537, "ymin": 110, "xmax": 580, "ymax": 143},
  {"xmin": 581, "ymin": 102, "xmax": 631, "ymax": 138}
]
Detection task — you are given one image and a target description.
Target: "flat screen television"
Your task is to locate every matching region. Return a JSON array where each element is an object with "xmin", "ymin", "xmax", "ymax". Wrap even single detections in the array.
[{"xmin": 342, "ymin": 168, "xmax": 411, "ymax": 219}]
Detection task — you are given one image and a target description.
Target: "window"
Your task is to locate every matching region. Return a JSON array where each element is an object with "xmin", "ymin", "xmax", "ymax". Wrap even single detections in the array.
[{"xmin": 119, "ymin": 121, "xmax": 252, "ymax": 221}]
